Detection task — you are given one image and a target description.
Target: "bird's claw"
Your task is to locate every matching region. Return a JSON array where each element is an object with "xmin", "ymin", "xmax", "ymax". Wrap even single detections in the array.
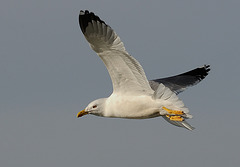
[
  {"xmin": 162, "ymin": 106, "xmax": 184, "ymax": 115},
  {"xmin": 166, "ymin": 115, "xmax": 184, "ymax": 121}
]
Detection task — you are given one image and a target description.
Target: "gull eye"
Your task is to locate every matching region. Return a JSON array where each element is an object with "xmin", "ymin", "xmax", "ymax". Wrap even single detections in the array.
[{"xmin": 93, "ymin": 105, "xmax": 97, "ymax": 109}]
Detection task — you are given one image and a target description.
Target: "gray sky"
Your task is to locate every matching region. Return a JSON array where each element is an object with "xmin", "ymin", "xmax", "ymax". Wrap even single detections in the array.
[{"xmin": 1, "ymin": 0, "xmax": 240, "ymax": 166}]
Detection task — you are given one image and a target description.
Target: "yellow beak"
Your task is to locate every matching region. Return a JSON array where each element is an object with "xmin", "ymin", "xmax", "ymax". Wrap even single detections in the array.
[{"xmin": 77, "ymin": 109, "xmax": 88, "ymax": 118}]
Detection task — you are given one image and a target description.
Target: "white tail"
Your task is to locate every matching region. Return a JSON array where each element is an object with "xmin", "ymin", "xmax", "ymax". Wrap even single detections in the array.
[
  {"xmin": 153, "ymin": 84, "xmax": 194, "ymax": 130},
  {"xmin": 153, "ymin": 84, "xmax": 188, "ymax": 112}
]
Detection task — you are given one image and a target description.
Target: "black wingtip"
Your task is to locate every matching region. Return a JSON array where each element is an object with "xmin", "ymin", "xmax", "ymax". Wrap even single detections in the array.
[
  {"xmin": 180, "ymin": 64, "xmax": 211, "ymax": 81},
  {"xmin": 198, "ymin": 64, "xmax": 211, "ymax": 80},
  {"xmin": 79, "ymin": 10, "xmax": 106, "ymax": 33}
]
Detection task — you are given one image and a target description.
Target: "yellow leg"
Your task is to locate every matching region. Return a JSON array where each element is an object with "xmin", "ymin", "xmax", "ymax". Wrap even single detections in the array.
[
  {"xmin": 162, "ymin": 106, "xmax": 184, "ymax": 115},
  {"xmin": 169, "ymin": 116, "xmax": 184, "ymax": 121}
]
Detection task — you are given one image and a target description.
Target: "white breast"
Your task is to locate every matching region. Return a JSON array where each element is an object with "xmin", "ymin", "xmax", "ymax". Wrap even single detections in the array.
[{"xmin": 103, "ymin": 93, "xmax": 161, "ymax": 119}]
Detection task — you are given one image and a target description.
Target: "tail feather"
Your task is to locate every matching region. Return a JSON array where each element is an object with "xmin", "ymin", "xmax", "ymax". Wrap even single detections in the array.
[
  {"xmin": 153, "ymin": 83, "xmax": 194, "ymax": 130},
  {"xmin": 153, "ymin": 83, "xmax": 189, "ymax": 114}
]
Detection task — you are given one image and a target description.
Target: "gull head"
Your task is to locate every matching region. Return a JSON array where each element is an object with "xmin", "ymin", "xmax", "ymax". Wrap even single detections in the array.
[{"xmin": 77, "ymin": 98, "xmax": 107, "ymax": 118}]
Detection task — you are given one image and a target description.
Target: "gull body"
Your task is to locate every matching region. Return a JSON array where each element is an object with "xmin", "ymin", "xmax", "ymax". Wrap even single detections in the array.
[
  {"xmin": 77, "ymin": 10, "xmax": 210, "ymax": 130},
  {"xmin": 104, "ymin": 94, "xmax": 160, "ymax": 119}
]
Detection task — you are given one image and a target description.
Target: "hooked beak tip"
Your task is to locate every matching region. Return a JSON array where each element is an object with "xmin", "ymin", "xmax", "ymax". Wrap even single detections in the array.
[{"xmin": 77, "ymin": 109, "xmax": 88, "ymax": 118}]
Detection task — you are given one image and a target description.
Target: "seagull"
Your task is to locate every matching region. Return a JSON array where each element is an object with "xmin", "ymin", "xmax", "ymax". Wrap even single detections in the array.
[{"xmin": 77, "ymin": 10, "xmax": 210, "ymax": 130}]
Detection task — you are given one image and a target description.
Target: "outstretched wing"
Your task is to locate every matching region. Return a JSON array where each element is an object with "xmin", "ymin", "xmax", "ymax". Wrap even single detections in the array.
[
  {"xmin": 149, "ymin": 65, "xmax": 210, "ymax": 94},
  {"xmin": 79, "ymin": 10, "xmax": 153, "ymax": 95}
]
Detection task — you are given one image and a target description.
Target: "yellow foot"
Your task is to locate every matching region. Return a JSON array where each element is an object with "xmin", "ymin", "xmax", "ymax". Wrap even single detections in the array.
[
  {"xmin": 166, "ymin": 115, "xmax": 184, "ymax": 121},
  {"xmin": 162, "ymin": 106, "xmax": 184, "ymax": 115}
]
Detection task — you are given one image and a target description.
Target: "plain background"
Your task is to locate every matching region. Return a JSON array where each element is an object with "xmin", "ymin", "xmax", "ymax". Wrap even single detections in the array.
[{"xmin": 1, "ymin": 0, "xmax": 240, "ymax": 167}]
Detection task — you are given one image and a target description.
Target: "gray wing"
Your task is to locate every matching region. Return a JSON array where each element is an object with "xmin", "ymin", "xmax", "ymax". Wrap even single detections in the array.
[{"xmin": 149, "ymin": 65, "xmax": 210, "ymax": 94}]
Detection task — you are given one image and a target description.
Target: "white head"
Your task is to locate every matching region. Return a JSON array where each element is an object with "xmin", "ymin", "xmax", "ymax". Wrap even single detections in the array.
[{"xmin": 77, "ymin": 98, "xmax": 107, "ymax": 117}]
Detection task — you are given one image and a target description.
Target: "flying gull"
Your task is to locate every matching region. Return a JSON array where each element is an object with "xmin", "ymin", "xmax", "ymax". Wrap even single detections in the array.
[{"xmin": 77, "ymin": 10, "xmax": 210, "ymax": 130}]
